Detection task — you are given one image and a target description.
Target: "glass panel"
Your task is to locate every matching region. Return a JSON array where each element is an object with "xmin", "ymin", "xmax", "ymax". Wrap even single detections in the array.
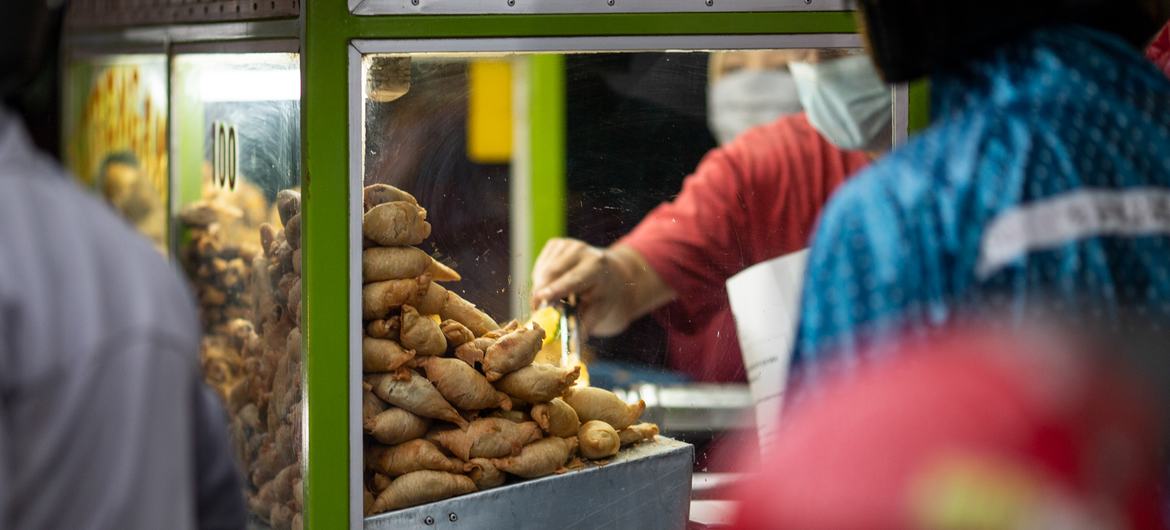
[
  {"xmin": 172, "ymin": 52, "xmax": 304, "ymax": 530},
  {"xmin": 360, "ymin": 46, "xmax": 896, "ymax": 516},
  {"xmin": 63, "ymin": 54, "xmax": 169, "ymax": 254}
]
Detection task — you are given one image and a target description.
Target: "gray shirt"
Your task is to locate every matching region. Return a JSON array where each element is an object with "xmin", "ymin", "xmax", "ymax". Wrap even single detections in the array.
[{"xmin": 0, "ymin": 109, "xmax": 245, "ymax": 529}]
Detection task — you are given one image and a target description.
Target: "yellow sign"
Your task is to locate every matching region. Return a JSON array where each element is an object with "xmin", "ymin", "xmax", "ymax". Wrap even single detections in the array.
[{"xmin": 467, "ymin": 60, "xmax": 513, "ymax": 164}]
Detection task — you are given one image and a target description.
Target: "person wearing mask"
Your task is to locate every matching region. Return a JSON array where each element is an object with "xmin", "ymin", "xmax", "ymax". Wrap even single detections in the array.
[
  {"xmin": 791, "ymin": 0, "xmax": 1170, "ymax": 385},
  {"xmin": 0, "ymin": 1, "xmax": 245, "ymax": 529},
  {"xmin": 531, "ymin": 49, "xmax": 891, "ymax": 382}
]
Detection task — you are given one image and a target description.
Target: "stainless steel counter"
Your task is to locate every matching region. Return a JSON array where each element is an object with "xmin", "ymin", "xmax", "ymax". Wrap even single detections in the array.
[{"xmin": 365, "ymin": 437, "xmax": 694, "ymax": 529}]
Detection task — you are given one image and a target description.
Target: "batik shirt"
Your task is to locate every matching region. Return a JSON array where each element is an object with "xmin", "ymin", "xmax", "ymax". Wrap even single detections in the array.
[{"xmin": 791, "ymin": 26, "xmax": 1170, "ymax": 381}]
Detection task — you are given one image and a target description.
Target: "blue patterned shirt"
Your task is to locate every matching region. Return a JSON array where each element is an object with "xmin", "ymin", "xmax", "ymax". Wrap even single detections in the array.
[{"xmin": 791, "ymin": 26, "xmax": 1170, "ymax": 380}]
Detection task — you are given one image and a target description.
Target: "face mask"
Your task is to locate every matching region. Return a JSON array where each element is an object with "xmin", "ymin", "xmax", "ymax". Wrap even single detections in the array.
[
  {"xmin": 707, "ymin": 69, "xmax": 802, "ymax": 145},
  {"xmin": 789, "ymin": 55, "xmax": 892, "ymax": 152}
]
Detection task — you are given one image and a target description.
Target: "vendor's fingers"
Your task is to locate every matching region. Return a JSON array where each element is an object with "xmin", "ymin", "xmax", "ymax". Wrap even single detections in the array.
[
  {"xmin": 531, "ymin": 239, "xmax": 579, "ymax": 288},
  {"xmin": 531, "ymin": 241, "xmax": 597, "ymax": 305},
  {"xmin": 533, "ymin": 237, "xmax": 573, "ymax": 267},
  {"xmin": 533, "ymin": 256, "xmax": 604, "ymax": 307},
  {"xmin": 532, "ymin": 259, "xmax": 574, "ymax": 295}
]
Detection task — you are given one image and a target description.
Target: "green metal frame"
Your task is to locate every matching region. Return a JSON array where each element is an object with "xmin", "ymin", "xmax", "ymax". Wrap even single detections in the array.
[
  {"xmin": 527, "ymin": 54, "xmax": 567, "ymax": 264},
  {"xmin": 64, "ymin": 4, "xmax": 931, "ymax": 529}
]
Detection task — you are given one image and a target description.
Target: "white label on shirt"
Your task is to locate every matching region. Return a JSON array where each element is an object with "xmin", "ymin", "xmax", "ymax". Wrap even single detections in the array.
[{"xmin": 978, "ymin": 188, "xmax": 1170, "ymax": 278}]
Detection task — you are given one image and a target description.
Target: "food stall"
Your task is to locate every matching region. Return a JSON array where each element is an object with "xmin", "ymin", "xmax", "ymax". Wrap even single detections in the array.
[{"xmin": 61, "ymin": 1, "xmax": 926, "ymax": 528}]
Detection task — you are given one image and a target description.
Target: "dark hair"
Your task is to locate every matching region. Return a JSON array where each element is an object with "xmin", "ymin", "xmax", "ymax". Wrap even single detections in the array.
[
  {"xmin": 0, "ymin": 1, "xmax": 64, "ymax": 98},
  {"xmin": 857, "ymin": 0, "xmax": 1170, "ymax": 82},
  {"xmin": 98, "ymin": 151, "xmax": 141, "ymax": 176}
]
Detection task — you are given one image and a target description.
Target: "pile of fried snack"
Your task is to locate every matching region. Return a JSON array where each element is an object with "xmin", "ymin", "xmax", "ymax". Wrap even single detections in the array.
[
  {"xmin": 360, "ymin": 184, "xmax": 660, "ymax": 515},
  {"xmin": 182, "ymin": 185, "xmax": 306, "ymax": 530}
]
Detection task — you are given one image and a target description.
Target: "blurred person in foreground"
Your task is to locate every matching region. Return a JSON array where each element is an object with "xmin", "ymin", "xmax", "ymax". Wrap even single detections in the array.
[
  {"xmin": 792, "ymin": 0, "xmax": 1170, "ymax": 381},
  {"xmin": 732, "ymin": 322, "xmax": 1170, "ymax": 529},
  {"xmin": 0, "ymin": 1, "xmax": 245, "ymax": 529},
  {"xmin": 531, "ymin": 49, "xmax": 890, "ymax": 382}
]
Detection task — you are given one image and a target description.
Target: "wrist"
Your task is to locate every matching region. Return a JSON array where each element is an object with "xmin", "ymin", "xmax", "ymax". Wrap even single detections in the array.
[{"xmin": 608, "ymin": 243, "xmax": 676, "ymax": 319}]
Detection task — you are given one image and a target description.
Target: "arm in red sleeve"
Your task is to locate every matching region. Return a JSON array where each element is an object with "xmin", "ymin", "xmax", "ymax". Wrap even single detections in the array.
[{"xmin": 617, "ymin": 140, "xmax": 753, "ymax": 326}]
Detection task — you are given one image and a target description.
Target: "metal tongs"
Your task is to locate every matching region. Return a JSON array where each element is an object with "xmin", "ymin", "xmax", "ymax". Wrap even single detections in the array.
[{"xmin": 558, "ymin": 294, "xmax": 582, "ymax": 369}]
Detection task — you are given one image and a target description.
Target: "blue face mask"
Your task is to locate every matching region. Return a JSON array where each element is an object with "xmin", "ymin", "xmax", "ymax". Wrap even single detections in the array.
[{"xmin": 789, "ymin": 55, "xmax": 892, "ymax": 152}]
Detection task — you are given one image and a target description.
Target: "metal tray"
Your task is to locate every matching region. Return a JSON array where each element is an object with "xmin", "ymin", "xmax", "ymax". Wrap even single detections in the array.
[{"xmin": 365, "ymin": 437, "xmax": 694, "ymax": 530}]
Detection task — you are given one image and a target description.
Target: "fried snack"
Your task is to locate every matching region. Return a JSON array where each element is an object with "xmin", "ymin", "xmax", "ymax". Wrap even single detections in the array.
[
  {"xmin": 482, "ymin": 322, "xmax": 545, "ymax": 382},
  {"xmin": 578, "ymin": 420, "xmax": 621, "ymax": 460},
  {"xmin": 494, "ymin": 363, "xmax": 580, "ymax": 404},
  {"xmin": 367, "ymin": 372, "xmax": 468, "ymax": 429},
  {"xmin": 257, "ymin": 463, "xmax": 299, "ymax": 507},
  {"xmin": 530, "ymin": 398, "xmax": 581, "ymax": 438},
  {"xmin": 492, "ymin": 436, "xmax": 578, "ymax": 479},
  {"xmin": 363, "ymin": 486, "xmax": 376, "ymax": 516},
  {"xmin": 362, "ymin": 277, "xmax": 428, "ymax": 320},
  {"xmin": 363, "ymin": 247, "xmax": 432, "ymax": 282},
  {"xmin": 425, "ymin": 258, "xmax": 461, "ymax": 282},
  {"xmin": 363, "ymin": 201, "xmax": 431, "ymax": 247},
  {"xmin": 367, "ymin": 439, "xmax": 464, "ymax": 477},
  {"xmin": 363, "ymin": 337, "xmax": 416, "ymax": 372},
  {"xmin": 400, "ymin": 305, "xmax": 447, "ymax": 357},
  {"xmin": 411, "ymin": 280, "xmax": 448, "ymax": 315},
  {"xmin": 270, "ymin": 503, "xmax": 293, "ymax": 529},
  {"xmin": 276, "ymin": 189, "xmax": 301, "ymax": 226},
  {"xmin": 416, "ymin": 356, "xmax": 511, "ymax": 411},
  {"xmin": 287, "ymin": 277, "xmax": 302, "ymax": 325},
  {"xmin": 439, "ymin": 290, "xmax": 498, "ymax": 337},
  {"xmin": 409, "ymin": 282, "xmax": 498, "ymax": 336},
  {"xmin": 465, "ymin": 458, "xmax": 507, "ymax": 490},
  {"xmin": 619, "ymin": 423, "xmax": 660, "ymax": 446},
  {"xmin": 362, "ymin": 388, "xmax": 388, "ymax": 423},
  {"xmin": 284, "ymin": 213, "xmax": 301, "ymax": 249},
  {"xmin": 363, "ymin": 407, "xmax": 432, "ymax": 446},
  {"xmin": 489, "ymin": 408, "xmax": 531, "ymax": 423},
  {"xmin": 369, "ymin": 470, "xmax": 476, "ymax": 514},
  {"xmin": 483, "ymin": 320, "xmax": 520, "ymax": 340},
  {"xmin": 371, "ymin": 473, "xmax": 393, "ymax": 493},
  {"xmin": 562, "ymin": 386, "xmax": 646, "ymax": 430},
  {"xmin": 364, "ymin": 183, "xmax": 419, "ymax": 211},
  {"xmin": 366, "ymin": 318, "xmax": 400, "ymax": 340},
  {"xmin": 454, "ymin": 337, "xmax": 494, "ymax": 369},
  {"xmin": 427, "ymin": 418, "xmax": 543, "ymax": 460},
  {"xmin": 440, "ymin": 320, "xmax": 474, "ymax": 348}
]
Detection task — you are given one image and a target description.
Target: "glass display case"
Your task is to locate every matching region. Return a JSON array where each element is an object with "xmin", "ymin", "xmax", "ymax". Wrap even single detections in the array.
[
  {"xmin": 172, "ymin": 48, "xmax": 304, "ymax": 529},
  {"xmin": 351, "ymin": 35, "xmax": 908, "ymax": 527},
  {"xmin": 63, "ymin": 52, "xmax": 170, "ymax": 253},
  {"xmin": 60, "ymin": 3, "xmax": 926, "ymax": 529}
]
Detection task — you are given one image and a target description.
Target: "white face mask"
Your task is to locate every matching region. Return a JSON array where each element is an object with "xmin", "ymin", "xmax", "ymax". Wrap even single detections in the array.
[
  {"xmin": 707, "ymin": 68, "xmax": 802, "ymax": 145},
  {"xmin": 789, "ymin": 55, "xmax": 892, "ymax": 152}
]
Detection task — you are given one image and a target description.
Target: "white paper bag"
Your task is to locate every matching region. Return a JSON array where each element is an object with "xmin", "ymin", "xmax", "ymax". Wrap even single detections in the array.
[{"xmin": 726, "ymin": 250, "xmax": 807, "ymax": 457}]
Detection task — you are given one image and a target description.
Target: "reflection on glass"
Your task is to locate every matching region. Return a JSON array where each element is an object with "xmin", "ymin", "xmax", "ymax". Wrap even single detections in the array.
[
  {"xmin": 359, "ymin": 47, "xmax": 894, "ymax": 507},
  {"xmin": 63, "ymin": 54, "xmax": 169, "ymax": 253},
  {"xmin": 172, "ymin": 52, "xmax": 304, "ymax": 530}
]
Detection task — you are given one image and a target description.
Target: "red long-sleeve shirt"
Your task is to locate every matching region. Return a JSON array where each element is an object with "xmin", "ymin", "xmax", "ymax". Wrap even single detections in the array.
[{"xmin": 618, "ymin": 113, "xmax": 870, "ymax": 382}]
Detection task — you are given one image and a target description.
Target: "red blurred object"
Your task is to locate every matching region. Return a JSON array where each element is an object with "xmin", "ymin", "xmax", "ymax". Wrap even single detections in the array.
[
  {"xmin": 1148, "ymin": 21, "xmax": 1170, "ymax": 78},
  {"xmin": 729, "ymin": 330, "xmax": 1167, "ymax": 530}
]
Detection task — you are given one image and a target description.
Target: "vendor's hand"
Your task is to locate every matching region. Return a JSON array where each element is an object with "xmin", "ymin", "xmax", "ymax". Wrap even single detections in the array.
[
  {"xmin": 531, "ymin": 239, "xmax": 676, "ymax": 338},
  {"xmin": 530, "ymin": 238, "xmax": 629, "ymax": 337}
]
